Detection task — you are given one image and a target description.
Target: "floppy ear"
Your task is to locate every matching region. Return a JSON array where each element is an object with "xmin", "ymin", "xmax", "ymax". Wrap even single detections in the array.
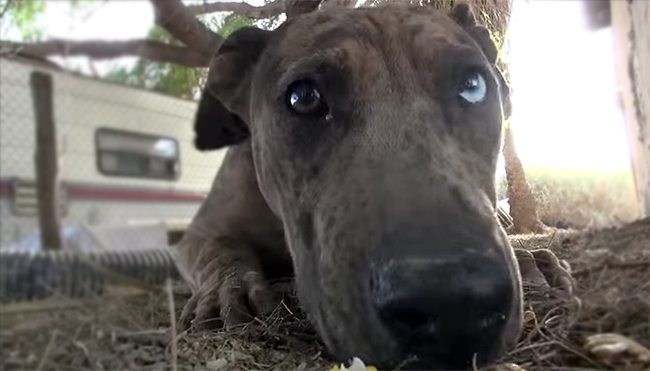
[
  {"xmin": 193, "ymin": 27, "xmax": 272, "ymax": 151},
  {"xmin": 449, "ymin": 2, "xmax": 512, "ymax": 119}
]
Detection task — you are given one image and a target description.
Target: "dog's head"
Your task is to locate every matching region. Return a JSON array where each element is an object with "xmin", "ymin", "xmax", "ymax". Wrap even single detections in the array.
[{"xmin": 193, "ymin": 4, "xmax": 520, "ymax": 369}]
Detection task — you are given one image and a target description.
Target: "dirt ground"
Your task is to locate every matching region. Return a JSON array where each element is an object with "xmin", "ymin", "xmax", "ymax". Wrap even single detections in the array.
[{"xmin": 2, "ymin": 218, "xmax": 649, "ymax": 371}]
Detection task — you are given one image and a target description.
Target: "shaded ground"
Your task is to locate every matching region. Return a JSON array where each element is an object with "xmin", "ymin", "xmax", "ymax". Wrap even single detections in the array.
[{"xmin": 2, "ymin": 218, "xmax": 649, "ymax": 371}]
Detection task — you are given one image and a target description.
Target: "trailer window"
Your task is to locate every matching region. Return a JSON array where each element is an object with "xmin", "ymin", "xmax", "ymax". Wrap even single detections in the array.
[{"xmin": 95, "ymin": 128, "xmax": 180, "ymax": 180}]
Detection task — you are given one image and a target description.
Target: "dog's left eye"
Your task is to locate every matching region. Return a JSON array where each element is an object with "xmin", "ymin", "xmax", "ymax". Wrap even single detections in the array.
[
  {"xmin": 458, "ymin": 72, "xmax": 487, "ymax": 104},
  {"xmin": 286, "ymin": 80, "xmax": 328, "ymax": 116}
]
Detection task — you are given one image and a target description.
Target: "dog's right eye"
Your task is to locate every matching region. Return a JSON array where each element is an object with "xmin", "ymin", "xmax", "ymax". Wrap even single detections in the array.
[{"xmin": 286, "ymin": 80, "xmax": 328, "ymax": 116}]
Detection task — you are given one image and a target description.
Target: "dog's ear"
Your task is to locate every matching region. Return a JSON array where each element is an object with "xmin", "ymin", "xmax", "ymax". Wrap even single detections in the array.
[
  {"xmin": 193, "ymin": 27, "xmax": 272, "ymax": 151},
  {"xmin": 194, "ymin": 89, "xmax": 249, "ymax": 151},
  {"xmin": 449, "ymin": 2, "xmax": 512, "ymax": 119},
  {"xmin": 449, "ymin": 3, "xmax": 498, "ymax": 64},
  {"xmin": 449, "ymin": 2, "xmax": 477, "ymax": 29}
]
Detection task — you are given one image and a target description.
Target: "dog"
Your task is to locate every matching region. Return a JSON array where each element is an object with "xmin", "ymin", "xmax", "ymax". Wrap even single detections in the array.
[{"xmin": 176, "ymin": 3, "xmax": 575, "ymax": 369}]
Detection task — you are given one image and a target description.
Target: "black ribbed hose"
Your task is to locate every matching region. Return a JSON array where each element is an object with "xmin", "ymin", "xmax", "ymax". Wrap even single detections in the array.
[{"xmin": 0, "ymin": 247, "xmax": 180, "ymax": 303}]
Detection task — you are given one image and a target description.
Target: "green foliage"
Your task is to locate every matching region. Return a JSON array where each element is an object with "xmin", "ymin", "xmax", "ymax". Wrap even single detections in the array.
[
  {"xmin": 201, "ymin": 12, "xmax": 254, "ymax": 38},
  {"xmin": 0, "ymin": 0, "xmax": 93, "ymax": 41},
  {"xmin": 0, "ymin": 0, "xmax": 46, "ymax": 41},
  {"xmin": 104, "ymin": 24, "xmax": 208, "ymax": 100},
  {"xmin": 105, "ymin": 11, "xmax": 258, "ymax": 99}
]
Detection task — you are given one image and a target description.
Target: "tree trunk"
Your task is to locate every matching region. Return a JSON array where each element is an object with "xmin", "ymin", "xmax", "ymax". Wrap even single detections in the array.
[
  {"xmin": 611, "ymin": 0, "xmax": 650, "ymax": 217},
  {"xmin": 503, "ymin": 123, "xmax": 548, "ymax": 234}
]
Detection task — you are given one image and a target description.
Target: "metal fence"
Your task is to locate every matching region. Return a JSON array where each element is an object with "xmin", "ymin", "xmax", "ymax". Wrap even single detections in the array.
[
  {"xmin": 0, "ymin": 54, "xmax": 225, "ymax": 252},
  {"xmin": 0, "ymin": 53, "xmax": 229, "ymax": 302}
]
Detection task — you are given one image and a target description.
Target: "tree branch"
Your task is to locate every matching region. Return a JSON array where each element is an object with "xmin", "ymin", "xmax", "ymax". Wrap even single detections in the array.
[
  {"xmin": 319, "ymin": 0, "xmax": 358, "ymax": 10},
  {"xmin": 149, "ymin": 0, "xmax": 223, "ymax": 58},
  {"xmin": 1, "ymin": 39, "xmax": 211, "ymax": 67},
  {"xmin": 187, "ymin": 0, "xmax": 287, "ymax": 19},
  {"xmin": 0, "ymin": 0, "xmax": 350, "ymax": 69},
  {"xmin": 0, "ymin": 0, "xmax": 14, "ymax": 20},
  {"xmin": 285, "ymin": 0, "xmax": 322, "ymax": 18}
]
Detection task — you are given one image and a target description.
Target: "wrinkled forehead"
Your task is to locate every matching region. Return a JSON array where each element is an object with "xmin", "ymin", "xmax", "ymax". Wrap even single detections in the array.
[{"xmin": 264, "ymin": 5, "xmax": 485, "ymax": 79}]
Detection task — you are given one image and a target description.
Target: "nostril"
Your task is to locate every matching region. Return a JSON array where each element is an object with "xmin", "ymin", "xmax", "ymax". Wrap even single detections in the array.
[
  {"xmin": 378, "ymin": 304, "xmax": 437, "ymax": 336},
  {"xmin": 385, "ymin": 307, "xmax": 427, "ymax": 328},
  {"xmin": 478, "ymin": 313, "xmax": 507, "ymax": 330}
]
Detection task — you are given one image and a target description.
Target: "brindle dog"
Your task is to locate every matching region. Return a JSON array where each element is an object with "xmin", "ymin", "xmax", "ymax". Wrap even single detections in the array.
[{"xmin": 176, "ymin": 3, "xmax": 575, "ymax": 370}]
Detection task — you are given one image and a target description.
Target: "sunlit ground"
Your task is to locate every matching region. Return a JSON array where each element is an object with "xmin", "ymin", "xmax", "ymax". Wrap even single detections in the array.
[{"xmin": 6, "ymin": 0, "xmax": 634, "ymax": 175}]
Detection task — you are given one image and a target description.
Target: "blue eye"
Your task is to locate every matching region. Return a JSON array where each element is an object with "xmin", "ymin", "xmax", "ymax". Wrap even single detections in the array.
[{"xmin": 458, "ymin": 72, "xmax": 487, "ymax": 104}]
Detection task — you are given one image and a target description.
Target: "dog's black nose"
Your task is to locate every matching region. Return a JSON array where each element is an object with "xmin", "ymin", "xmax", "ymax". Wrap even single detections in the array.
[{"xmin": 372, "ymin": 256, "xmax": 516, "ymax": 369}]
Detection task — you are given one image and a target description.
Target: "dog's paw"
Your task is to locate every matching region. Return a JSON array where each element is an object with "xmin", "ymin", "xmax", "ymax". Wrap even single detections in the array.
[
  {"xmin": 585, "ymin": 333, "xmax": 650, "ymax": 369},
  {"xmin": 514, "ymin": 248, "xmax": 576, "ymax": 301},
  {"xmin": 179, "ymin": 266, "xmax": 276, "ymax": 331}
]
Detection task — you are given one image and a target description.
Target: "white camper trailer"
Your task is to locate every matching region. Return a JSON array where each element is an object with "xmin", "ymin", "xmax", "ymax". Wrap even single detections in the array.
[{"xmin": 0, "ymin": 55, "xmax": 226, "ymax": 248}]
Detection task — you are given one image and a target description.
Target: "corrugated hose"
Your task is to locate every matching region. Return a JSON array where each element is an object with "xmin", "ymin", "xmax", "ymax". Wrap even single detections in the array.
[{"xmin": 0, "ymin": 247, "xmax": 180, "ymax": 304}]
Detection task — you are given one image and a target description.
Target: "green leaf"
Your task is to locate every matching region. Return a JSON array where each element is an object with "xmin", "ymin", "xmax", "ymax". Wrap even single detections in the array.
[
  {"xmin": 104, "ymin": 7, "xmax": 259, "ymax": 99},
  {"xmin": 1, "ymin": 0, "xmax": 93, "ymax": 41}
]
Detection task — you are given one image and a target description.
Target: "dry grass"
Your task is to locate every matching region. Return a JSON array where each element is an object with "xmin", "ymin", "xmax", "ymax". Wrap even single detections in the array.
[
  {"xmin": 504, "ymin": 221, "xmax": 650, "ymax": 370},
  {"xmin": 2, "ymin": 219, "xmax": 650, "ymax": 371},
  {"xmin": 1, "ymin": 280, "xmax": 327, "ymax": 371},
  {"xmin": 497, "ymin": 166, "xmax": 641, "ymax": 229}
]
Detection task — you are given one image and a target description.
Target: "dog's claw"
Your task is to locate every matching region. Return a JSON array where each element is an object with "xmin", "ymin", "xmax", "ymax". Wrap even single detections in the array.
[
  {"xmin": 179, "ymin": 267, "xmax": 275, "ymax": 331},
  {"xmin": 585, "ymin": 333, "xmax": 650, "ymax": 369},
  {"xmin": 514, "ymin": 248, "xmax": 577, "ymax": 301}
]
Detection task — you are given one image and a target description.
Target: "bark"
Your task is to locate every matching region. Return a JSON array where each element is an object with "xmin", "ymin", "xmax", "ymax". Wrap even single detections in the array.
[
  {"xmin": 2, "ymin": 40, "xmax": 210, "ymax": 67},
  {"xmin": 503, "ymin": 124, "xmax": 548, "ymax": 234},
  {"xmin": 149, "ymin": 0, "xmax": 223, "ymax": 58},
  {"xmin": 611, "ymin": 0, "xmax": 650, "ymax": 217},
  {"xmin": 285, "ymin": 0, "xmax": 323, "ymax": 18},
  {"xmin": 187, "ymin": 0, "xmax": 287, "ymax": 18},
  {"xmin": 319, "ymin": 0, "xmax": 358, "ymax": 10}
]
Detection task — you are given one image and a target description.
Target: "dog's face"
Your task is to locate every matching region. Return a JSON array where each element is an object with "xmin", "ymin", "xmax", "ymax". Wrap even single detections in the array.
[{"xmin": 195, "ymin": 4, "xmax": 522, "ymax": 370}]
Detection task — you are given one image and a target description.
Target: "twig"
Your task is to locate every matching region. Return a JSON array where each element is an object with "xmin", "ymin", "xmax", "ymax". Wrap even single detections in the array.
[
  {"xmin": 36, "ymin": 329, "xmax": 58, "ymax": 371},
  {"xmin": 531, "ymin": 308, "xmax": 602, "ymax": 368},
  {"xmin": 545, "ymin": 229, "xmax": 558, "ymax": 249},
  {"xmin": 281, "ymin": 300, "xmax": 294, "ymax": 316},
  {"xmin": 471, "ymin": 353, "xmax": 479, "ymax": 371},
  {"xmin": 393, "ymin": 355, "xmax": 418, "ymax": 370},
  {"xmin": 165, "ymin": 279, "xmax": 178, "ymax": 371},
  {"xmin": 508, "ymin": 340, "xmax": 560, "ymax": 356}
]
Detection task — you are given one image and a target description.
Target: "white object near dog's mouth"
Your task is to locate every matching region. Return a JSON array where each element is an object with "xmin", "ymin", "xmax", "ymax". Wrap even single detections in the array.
[{"xmin": 329, "ymin": 357, "xmax": 377, "ymax": 371}]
